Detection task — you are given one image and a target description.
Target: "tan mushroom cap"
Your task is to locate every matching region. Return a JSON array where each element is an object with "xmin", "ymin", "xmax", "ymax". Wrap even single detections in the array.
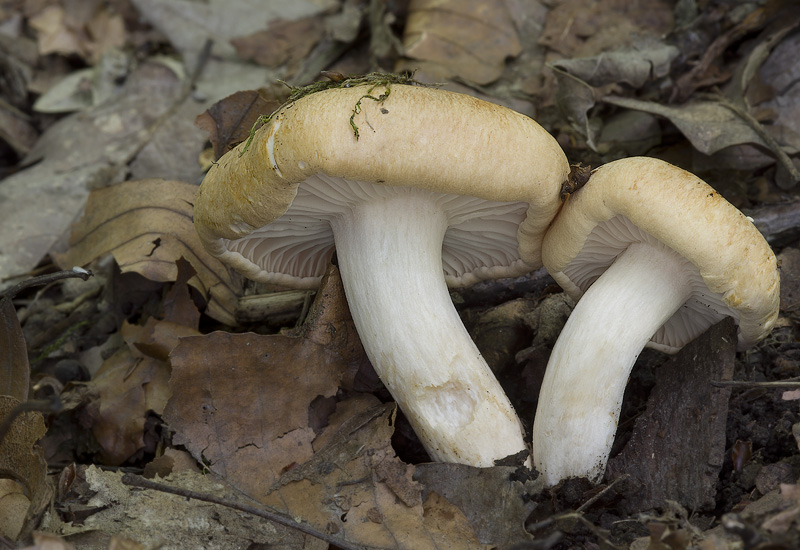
[
  {"xmin": 193, "ymin": 84, "xmax": 570, "ymax": 285},
  {"xmin": 542, "ymin": 156, "xmax": 780, "ymax": 351}
]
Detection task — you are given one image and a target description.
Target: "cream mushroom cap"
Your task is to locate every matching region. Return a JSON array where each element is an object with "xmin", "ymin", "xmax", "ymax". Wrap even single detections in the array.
[
  {"xmin": 542, "ymin": 156, "xmax": 779, "ymax": 352},
  {"xmin": 533, "ymin": 156, "xmax": 779, "ymax": 486},
  {"xmin": 194, "ymin": 83, "xmax": 570, "ymax": 467},
  {"xmin": 194, "ymin": 84, "xmax": 569, "ymax": 286}
]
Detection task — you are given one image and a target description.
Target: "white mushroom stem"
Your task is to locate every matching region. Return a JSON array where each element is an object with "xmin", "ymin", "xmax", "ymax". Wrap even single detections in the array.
[
  {"xmin": 533, "ymin": 242, "xmax": 693, "ymax": 485},
  {"xmin": 330, "ymin": 191, "xmax": 528, "ymax": 466}
]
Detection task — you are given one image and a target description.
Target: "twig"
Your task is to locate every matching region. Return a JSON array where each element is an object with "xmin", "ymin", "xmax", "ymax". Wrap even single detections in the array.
[
  {"xmin": 711, "ymin": 380, "xmax": 800, "ymax": 389},
  {"xmin": 121, "ymin": 474, "xmax": 371, "ymax": 550},
  {"xmin": 526, "ymin": 474, "xmax": 630, "ymax": 533},
  {"xmin": 1, "ymin": 268, "xmax": 93, "ymax": 300}
]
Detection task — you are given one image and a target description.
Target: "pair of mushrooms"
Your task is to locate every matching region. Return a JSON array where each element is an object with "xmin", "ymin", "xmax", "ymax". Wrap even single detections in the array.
[{"xmin": 193, "ymin": 84, "xmax": 779, "ymax": 486}]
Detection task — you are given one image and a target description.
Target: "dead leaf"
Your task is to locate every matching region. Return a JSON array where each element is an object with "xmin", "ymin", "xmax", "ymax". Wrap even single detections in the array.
[
  {"xmin": 539, "ymin": 0, "xmax": 674, "ymax": 58},
  {"xmin": 195, "ymin": 89, "xmax": 283, "ymax": 160},
  {"xmin": 551, "ymin": 40, "xmax": 678, "ymax": 89},
  {"xmin": 53, "ymin": 179, "xmax": 239, "ymax": 325},
  {"xmin": 231, "ymin": 16, "xmax": 324, "ymax": 70},
  {"xmin": 164, "ymin": 330, "xmax": 347, "ymax": 499},
  {"xmin": 602, "ymin": 96, "xmax": 767, "ymax": 155},
  {"xmin": 86, "ymin": 345, "xmax": 171, "ymax": 465},
  {"xmin": 403, "ymin": 0, "xmax": 521, "ymax": 85},
  {"xmin": 263, "ymin": 403, "xmax": 487, "ymax": 549},
  {"xmin": 28, "ymin": 3, "xmax": 126, "ymax": 63},
  {"xmin": 0, "ymin": 396, "xmax": 51, "ymax": 541},
  {"xmin": 39, "ymin": 465, "xmax": 316, "ymax": 549},
  {"xmin": 0, "ymin": 60, "xmax": 185, "ymax": 285},
  {"xmin": 0, "ymin": 297, "xmax": 30, "ymax": 402},
  {"xmin": 414, "ymin": 463, "xmax": 538, "ymax": 546}
]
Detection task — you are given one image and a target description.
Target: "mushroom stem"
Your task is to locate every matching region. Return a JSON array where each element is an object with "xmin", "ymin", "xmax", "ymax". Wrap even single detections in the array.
[
  {"xmin": 533, "ymin": 242, "xmax": 693, "ymax": 485},
  {"xmin": 331, "ymin": 190, "xmax": 528, "ymax": 466}
]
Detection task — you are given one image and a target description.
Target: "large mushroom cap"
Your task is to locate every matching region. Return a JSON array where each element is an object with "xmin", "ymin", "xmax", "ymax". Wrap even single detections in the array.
[
  {"xmin": 542, "ymin": 156, "xmax": 780, "ymax": 351},
  {"xmin": 194, "ymin": 84, "xmax": 570, "ymax": 288}
]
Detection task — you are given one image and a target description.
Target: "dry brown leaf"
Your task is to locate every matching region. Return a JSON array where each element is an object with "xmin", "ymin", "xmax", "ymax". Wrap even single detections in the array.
[
  {"xmin": 54, "ymin": 179, "xmax": 240, "ymax": 325},
  {"xmin": 164, "ymin": 329, "xmax": 347, "ymax": 500},
  {"xmin": 539, "ymin": 0, "xmax": 674, "ymax": 58},
  {"xmin": 0, "ymin": 396, "xmax": 51, "ymax": 541},
  {"xmin": 263, "ymin": 403, "xmax": 487, "ymax": 550},
  {"xmin": 195, "ymin": 90, "xmax": 283, "ymax": 160},
  {"xmin": 0, "ymin": 297, "xmax": 30, "ymax": 402},
  {"xmin": 86, "ymin": 345, "xmax": 171, "ymax": 465},
  {"xmin": 231, "ymin": 16, "xmax": 324, "ymax": 71},
  {"xmin": 27, "ymin": 3, "xmax": 126, "ymax": 62},
  {"xmin": 403, "ymin": 0, "xmax": 521, "ymax": 85}
]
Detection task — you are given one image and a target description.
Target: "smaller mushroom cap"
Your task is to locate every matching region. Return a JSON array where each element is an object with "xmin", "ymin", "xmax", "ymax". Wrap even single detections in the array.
[{"xmin": 542, "ymin": 157, "xmax": 779, "ymax": 352}]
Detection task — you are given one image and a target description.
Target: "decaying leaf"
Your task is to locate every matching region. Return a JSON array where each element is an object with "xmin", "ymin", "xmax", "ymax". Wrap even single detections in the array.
[
  {"xmin": 0, "ymin": 297, "xmax": 30, "ymax": 402},
  {"xmin": 231, "ymin": 16, "xmax": 325, "ymax": 71},
  {"xmin": 40, "ymin": 465, "xmax": 315, "ymax": 549},
  {"xmin": 263, "ymin": 403, "xmax": 486, "ymax": 550},
  {"xmin": 551, "ymin": 40, "xmax": 678, "ymax": 89},
  {"xmin": 603, "ymin": 96, "xmax": 766, "ymax": 155},
  {"xmin": 414, "ymin": 463, "xmax": 539, "ymax": 546},
  {"xmin": 195, "ymin": 89, "xmax": 283, "ymax": 159},
  {"xmin": 403, "ymin": 0, "xmax": 521, "ymax": 85},
  {"xmin": 164, "ymin": 329, "xmax": 348, "ymax": 500},
  {"xmin": 0, "ymin": 397, "xmax": 51, "ymax": 541},
  {"xmin": 54, "ymin": 179, "xmax": 239, "ymax": 325}
]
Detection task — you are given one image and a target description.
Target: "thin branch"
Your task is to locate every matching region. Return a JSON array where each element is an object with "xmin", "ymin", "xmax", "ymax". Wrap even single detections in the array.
[
  {"xmin": 121, "ymin": 474, "xmax": 372, "ymax": 550},
  {"xmin": 711, "ymin": 380, "xmax": 800, "ymax": 389}
]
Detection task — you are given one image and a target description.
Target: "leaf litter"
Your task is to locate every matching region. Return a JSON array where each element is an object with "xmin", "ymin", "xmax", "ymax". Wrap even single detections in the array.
[{"xmin": 1, "ymin": 0, "xmax": 800, "ymax": 548}]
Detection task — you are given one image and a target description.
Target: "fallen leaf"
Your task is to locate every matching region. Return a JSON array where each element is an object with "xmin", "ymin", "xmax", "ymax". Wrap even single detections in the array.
[
  {"xmin": 539, "ymin": 0, "xmax": 674, "ymax": 58},
  {"xmin": 403, "ymin": 0, "xmax": 521, "ymax": 85},
  {"xmin": 40, "ymin": 465, "xmax": 316, "ymax": 549},
  {"xmin": 263, "ymin": 403, "xmax": 486, "ymax": 549},
  {"xmin": 195, "ymin": 89, "xmax": 283, "ymax": 160},
  {"xmin": 231, "ymin": 16, "xmax": 324, "ymax": 70},
  {"xmin": 0, "ymin": 396, "xmax": 51, "ymax": 541},
  {"xmin": 602, "ymin": 95, "xmax": 767, "ymax": 155},
  {"xmin": 0, "ymin": 60, "xmax": 185, "ymax": 285},
  {"xmin": 164, "ymin": 329, "xmax": 347, "ymax": 499},
  {"xmin": 0, "ymin": 296, "xmax": 30, "ymax": 402},
  {"xmin": 414, "ymin": 463, "xmax": 538, "ymax": 546},
  {"xmin": 53, "ymin": 179, "xmax": 239, "ymax": 325},
  {"xmin": 551, "ymin": 40, "xmax": 679, "ymax": 89}
]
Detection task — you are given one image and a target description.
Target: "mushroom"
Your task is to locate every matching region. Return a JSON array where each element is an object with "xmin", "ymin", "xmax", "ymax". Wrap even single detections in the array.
[
  {"xmin": 194, "ymin": 83, "xmax": 570, "ymax": 466},
  {"xmin": 532, "ymin": 156, "xmax": 780, "ymax": 485}
]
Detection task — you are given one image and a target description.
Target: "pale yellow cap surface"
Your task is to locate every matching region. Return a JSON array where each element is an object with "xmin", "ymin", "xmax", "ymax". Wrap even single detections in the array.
[
  {"xmin": 193, "ymin": 84, "xmax": 570, "ymax": 286},
  {"xmin": 542, "ymin": 157, "xmax": 780, "ymax": 351}
]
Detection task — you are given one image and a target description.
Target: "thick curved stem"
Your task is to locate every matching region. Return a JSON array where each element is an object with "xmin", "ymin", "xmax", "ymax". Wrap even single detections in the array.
[
  {"xmin": 532, "ymin": 242, "xmax": 693, "ymax": 485},
  {"xmin": 331, "ymin": 191, "xmax": 528, "ymax": 466}
]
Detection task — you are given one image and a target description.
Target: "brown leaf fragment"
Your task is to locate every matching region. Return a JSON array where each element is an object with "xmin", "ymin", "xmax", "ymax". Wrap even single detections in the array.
[
  {"xmin": 403, "ymin": 0, "xmax": 522, "ymax": 85},
  {"xmin": 195, "ymin": 90, "xmax": 283, "ymax": 160},
  {"xmin": 414, "ymin": 463, "xmax": 538, "ymax": 546},
  {"xmin": 54, "ymin": 179, "xmax": 240, "ymax": 325},
  {"xmin": 164, "ymin": 330, "xmax": 347, "ymax": 499},
  {"xmin": 231, "ymin": 16, "xmax": 324, "ymax": 70},
  {"xmin": 0, "ymin": 297, "xmax": 30, "ymax": 402},
  {"xmin": 0, "ymin": 396, "xmax": 50, "ymax": 541},
  {"xmin": 89, "ymin": 351, "xmax": 170, "ymax": 465},
  {"xmin": 264, "ymin": 403, "xmax": 486, "ymax": 549},
  {"xmin": 606, "ymin": 318, "xmax": 737, "ymax": 514}
]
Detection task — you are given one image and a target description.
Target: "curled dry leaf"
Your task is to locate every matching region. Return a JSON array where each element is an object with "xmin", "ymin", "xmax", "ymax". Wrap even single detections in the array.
[
  {"xmin": 231, "ymin": 16, "xmax": 325, "ymax": 72},
  {"xmin": 195, "ymin": 89, "xmax": 283, "ymax": 160},
  {"xmin": 402, "ymin": 0, "xmax": 521, "ymax": 85},
  {"xmin": 54, "ymin": 179, "xmax": 239, "ymax": 325},
  {"xmin": 0, "ymin": 397, "xmax": 50, "ymax": 541},
  {"xmin": 263, "ymin": 403, "xmax": 485, "ymax": 550},
  {"xmin": 164, "ymin": 330, "xmax": 348, "ymax": 501},
  {"xmin": 0, "ymin": 297, "xmax": 30, "ymax": 402}
]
